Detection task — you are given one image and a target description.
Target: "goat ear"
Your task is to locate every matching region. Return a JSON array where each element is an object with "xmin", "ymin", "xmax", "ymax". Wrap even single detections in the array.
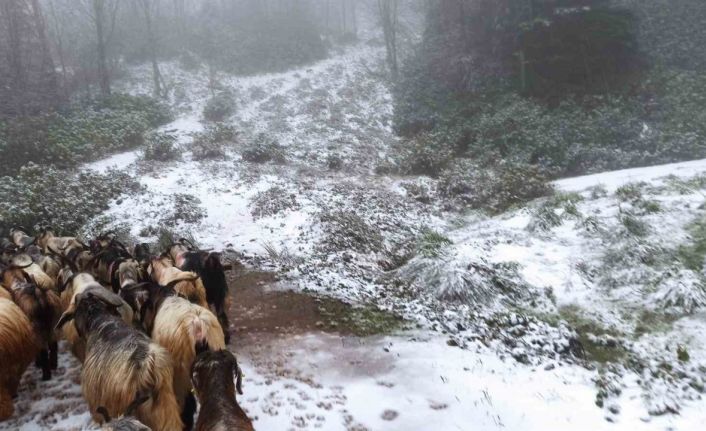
[
  {"xmin": 88, "ymin": 289, "xmax": 124, "ymax": 308},
  {"xmin": 96, "ymin": 406, "xmax": 111, "ymax": 424},
  {"xmin": 229, "ymin": 352, "xmax": 244, "ymax": 395},
  {"xmin": 191, "ymin": 370, "xmax": 200, "ymax": 390},
  {"xmin": 55, "ymin": 311, "xmax": 75, "ymax": 330}
]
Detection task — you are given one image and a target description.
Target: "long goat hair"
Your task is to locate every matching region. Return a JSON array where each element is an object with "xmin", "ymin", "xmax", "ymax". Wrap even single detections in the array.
[{"xmin": 57, "ymin": 291, "xmax": 182, "ymax": 431}]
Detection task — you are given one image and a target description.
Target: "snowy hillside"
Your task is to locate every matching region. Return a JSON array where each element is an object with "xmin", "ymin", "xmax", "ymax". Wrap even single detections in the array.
[{"xmin": 5, "ymin": 43, "xmax": 706, "ymax": 430}]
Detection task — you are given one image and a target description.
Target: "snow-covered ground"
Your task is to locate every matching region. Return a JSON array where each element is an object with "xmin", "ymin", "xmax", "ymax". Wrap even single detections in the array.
[{"xmin": 6, "ymin": 41, "xmax": 706, "ymax": 430}]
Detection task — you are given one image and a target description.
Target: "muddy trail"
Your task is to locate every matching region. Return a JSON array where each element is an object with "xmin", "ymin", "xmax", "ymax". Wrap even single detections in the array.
[{"xmin": 225, "ymin": 267, "xmax": 413, "ymax": 430}]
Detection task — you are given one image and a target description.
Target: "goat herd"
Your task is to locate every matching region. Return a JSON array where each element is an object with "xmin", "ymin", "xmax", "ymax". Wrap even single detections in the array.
[{"xmin": 0, "ymin": 228, "xmax": 254, "ymax": 431}]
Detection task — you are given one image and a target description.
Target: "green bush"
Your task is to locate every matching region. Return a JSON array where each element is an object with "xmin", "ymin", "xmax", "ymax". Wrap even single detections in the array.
[
  {"xmin": 241, "ymin": 134, "xmax": 286, "ymax": 164},
  {"xmin": 0, "ymin": 163, "xmax": 139, "ymax": 234},
  {"xmin": 191, "ymin": 123, "xmax": 236, "ymax": 160},
  {"xmin": 203, "ymin": 92, "xmax": 236, "ymax": 122},
  {"xmin": 438, "ymin": 159, "xmax": 553, "ymax": 213},
  {"xmin": 143, "ymin": 131, "xmax": 180, "ymax": 162},
  {"xmin": 397, "ymin": 131, "xmax": 455, "ymax": 176},
  {"xmin": 0, "ymin": 93, "xmax": 171, "ymax": 174}
]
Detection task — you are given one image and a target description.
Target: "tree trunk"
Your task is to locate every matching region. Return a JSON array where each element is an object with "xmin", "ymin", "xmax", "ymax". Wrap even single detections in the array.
[
  {"xmin": 378, "ymin": 0, "xmax": 398, "ymax": 79},
  {"xmin": 140, "ymin": 0, "xmax": 163, "ymax": 98},
  {"xmin": 341, "ymin": 0, "xmax": 346, "ymax": 35},
  {"xmin": 92, "ymin": 0, "xmax": 111, "ymax": 97}
]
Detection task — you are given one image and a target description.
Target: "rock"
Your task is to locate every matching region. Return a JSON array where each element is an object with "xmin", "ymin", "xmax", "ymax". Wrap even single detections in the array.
[
  {"xmin": 447, "ymin": 338, "xmax": 459, "ymax": 347},
  {"xmin": 381, "ymin": 410, "xmax": 399, "ymax": 421}
]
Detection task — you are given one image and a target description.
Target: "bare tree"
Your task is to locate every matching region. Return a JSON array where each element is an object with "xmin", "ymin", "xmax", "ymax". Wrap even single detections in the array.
[
  {"xmin": 0, "ymin": 0, "xmax": 59, "ymax": 115},
  {"xmin": 137, "ymin": 0, "xmax": 164, "ymax": 97},
  {"xmin": 81, "ymin": 0, "xmax": 119, "ymax": 97},
  {"xmin": 378, "ymin": 0, "xmax": 399, "ymax": 79}
]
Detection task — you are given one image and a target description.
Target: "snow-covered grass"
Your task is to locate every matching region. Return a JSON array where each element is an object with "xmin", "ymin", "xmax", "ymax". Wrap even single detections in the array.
[{"xmin": 8, "ymin": 40, "xmax": 706, "ymax": 430}]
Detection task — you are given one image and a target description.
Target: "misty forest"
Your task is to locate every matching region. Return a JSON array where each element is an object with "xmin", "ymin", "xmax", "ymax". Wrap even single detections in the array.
[{"xmin": 2, "ymin": 0, "xmax": 706, "ymax": 430}]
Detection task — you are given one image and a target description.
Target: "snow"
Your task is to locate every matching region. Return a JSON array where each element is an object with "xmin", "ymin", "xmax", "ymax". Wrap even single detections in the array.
[
  {"xmin": 8, "ymin": 36, "xmax": 706, "ymax": 430},
  {"xmin": 555, "ymin": 157, "xmax": 706, "ymax": 192},
  {"xmin": 83, "ymin": 150, "xmax": 140, "ymax": 173}
]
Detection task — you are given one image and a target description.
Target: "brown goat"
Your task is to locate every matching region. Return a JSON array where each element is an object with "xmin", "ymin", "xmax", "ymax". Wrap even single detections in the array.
[
  {"xmin": 191, "ymin": 349, "xmax": 253, "ymax": 431},
  {"xmin": 59, "ymin": 272, "xmax": 134, "ymax": 362},
  {"xmin": 56, "ymin": 291, "xmax": 183, "ymax": 430},
  {"xmin": 0, "ymin": 298, "xmax": 40, "ymax": 420},
  {"xmin": 4, "ymin": 271, "xmax": 62, "ymax": 380},
  {"xmin": 149, "ymin": 257, "xmax": 207, "ymax": 308}
]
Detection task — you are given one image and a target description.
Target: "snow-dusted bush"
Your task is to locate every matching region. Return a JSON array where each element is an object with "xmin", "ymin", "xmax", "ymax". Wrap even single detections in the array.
[
  {"xmin": 415, "ymin": 229, "xmax": 452, "ymax": 258},
  {"xmin": 162, "ymin": 193, "xmax": 205, "ymax": 225},
  {"xmin": 250, "ymin": 186, "xmax": 300, "ymax": 219},
  {"xmin": 241, "ymin": 134, "xmax": 286, "ymax": 164},
  {"xmin": 620, "ymin": 212, "xmax": 650, "ymax": 237},
  {"xmin": 143, "ymin": 131, "xmax": 180, "ymax": 162},
  {"xmin": 651, "ymin": 268, "xmax": 706, "ymax": 313},
  {"xmin": 0, "ymin": 94, "xmax": 171, "ymax": 174},
  {"xmin": 191, "ymin": 124, "xmax": 236, "ymax": 160},
  {"xmin": 390, "ymin": 254, "xmax": 527, "ymax": 304},
  {"xmin": 397, "ymin": 131, "xmax": 454, "ymax": 176},
  {"xmin": 528, "ymin": 192, "xmax": 584, "ymax": 232},
  {"xmin": 439, "ymin": 159, "xmax": 553, "ymax": 213},
  {"xmin": 203, "ymin": 92, "xmax": 236, "ymax": 122},
  {"xmin": 326, "ymin": 154, "xmax": 343, "ymax": 171},
  {"xmin": 318, "ymin": 211, "xmax": 383, "ymax": 254},
  {"xmin": 0, "ymin": 163, "xmax": 139, "ymax": 234}
]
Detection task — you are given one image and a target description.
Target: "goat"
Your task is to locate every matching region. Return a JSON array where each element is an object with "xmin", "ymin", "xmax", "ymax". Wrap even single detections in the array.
[
  {"xmin": 140, "ymin": 282, "xmax": 225, "ymax": 430},
  {"xmin": 0, "ymin": 298, "xmax": 40, "ymax": 420},
  {"xmin": 56, "ymin": 290, "xmax": 183, "ymax": 431},
  {"xmin": 98, "ymin": 392, "xmax": 152, "ymax": 431},
  {"xmin": 191, "ymin": 349, "xmax": 253, "ymax": 431},
  {"xmin": 36, "ymin": 229, "xmax": 87, "ymax": 257},
  {"xmin": 59, "ymin": 271, "xmax": 133, "ymax": 361},
  {"xmin": 6, "ymin": 254, "xmax": 56, "ymax": 291},
  {"xmin": 149, "ymin": 256, "xmax": 207, "ymax": 308},
  {"xmin": 2, "ymin": 270, "xmax": 62, "ymax": 380},
  {"xmin": 26, "ymin": 245, "xmax": 61, "ymax": 281},
  {"xmin": 90, "ymin": 245, "xmax": 134, "ymax": 290},
  {"xmin": 170, "ymin": 242, "xmax": 231, "ymax": 344},
  {"xmin": 9, "ymin": 227, "xmax": 35, "ymax": 248}
]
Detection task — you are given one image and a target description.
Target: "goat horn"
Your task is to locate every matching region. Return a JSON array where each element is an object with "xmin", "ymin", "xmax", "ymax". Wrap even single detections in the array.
[
  {"xmin": 55, "ymin": 311, "xmax": 75, "ymax": 330},
  {"xmin": 86, "ymin": 288, "xmax": 124, "ymax": 308},
  {"xmin": 165, "ymin": 275, "xmax": 199, "ymax": 289}
]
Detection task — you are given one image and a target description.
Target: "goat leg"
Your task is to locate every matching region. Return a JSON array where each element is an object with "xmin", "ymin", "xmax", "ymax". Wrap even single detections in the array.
[
  {"xmin": 181, "ymin": 392, "xmax": 197, "ymax": 431},
  {"xmin": 50, "ymin": 341, "xmax": 59, "ymax": 369},
  {"xmin": 39, "ymin": 349, "xmax": 51, "ymax": 381}
]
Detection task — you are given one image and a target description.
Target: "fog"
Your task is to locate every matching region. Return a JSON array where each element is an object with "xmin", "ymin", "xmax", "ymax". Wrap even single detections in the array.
[{"xmin": 1, "ymin": 1, "xmax": 706, "ymax": 430}]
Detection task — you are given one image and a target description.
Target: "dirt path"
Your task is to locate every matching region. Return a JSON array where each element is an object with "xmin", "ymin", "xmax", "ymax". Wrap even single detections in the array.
[{"xmin": 225, "ymin": 267, "xmax": 409, "ymax": 430}]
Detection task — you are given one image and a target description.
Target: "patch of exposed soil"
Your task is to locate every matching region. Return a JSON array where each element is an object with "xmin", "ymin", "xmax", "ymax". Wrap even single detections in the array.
[{"xmin": 227, "ymin": 267, "xmax": 405, "ymax": 338}]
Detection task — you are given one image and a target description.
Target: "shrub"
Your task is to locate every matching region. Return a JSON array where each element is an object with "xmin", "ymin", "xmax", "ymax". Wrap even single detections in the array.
[
  {"xmin": 439, "ymin": 159, "xmax": 553, "ymax": 213},
  {"xmin": 192, "ymin": 124, "xmax": 236, "ymax": 160},
  {"xmin": 0, "ymin": 163, "xmax": 139, "ymax": 234},
  {"xmin": 621, "ymin": 212, "xmax": 649, "ymax": 237},
  {"xmin": 416, "ymin": 229, "xmax": 453, "ymax": 258},
  {"xmin": 0, "ymin": 93, "xmax": 171, "ymax": 174},
  {"xmin": 327, "ymin": 154, "xmax": 343, "ymax": 171},
  {"xmin": 250, "ymin": 186, "xmax": 300, "ymax": 218},
  {"xmin": 143, "ymin": 131, "xmax": 180, "ymax": 162},
  {"xmin": 90, "ymin": 93, "xmax": 172, "ymax": 127},
  {"xmin": 241, "ymin": 134, "xmax": 286, "ymax": 164},
  {"xmin": 318, "ymin": 211, "xmax": 383, "ymax": 254},
  {"xmin": 162, "ymin": 193, "xmax": 205, "ymax": 225},
  {"xmin": 203, "ymin": 92, "xmax": 236, "ymax": 122},
  {"xmin": 397, "ymin": 131, "xmax": 455, "ymax": 176}
]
